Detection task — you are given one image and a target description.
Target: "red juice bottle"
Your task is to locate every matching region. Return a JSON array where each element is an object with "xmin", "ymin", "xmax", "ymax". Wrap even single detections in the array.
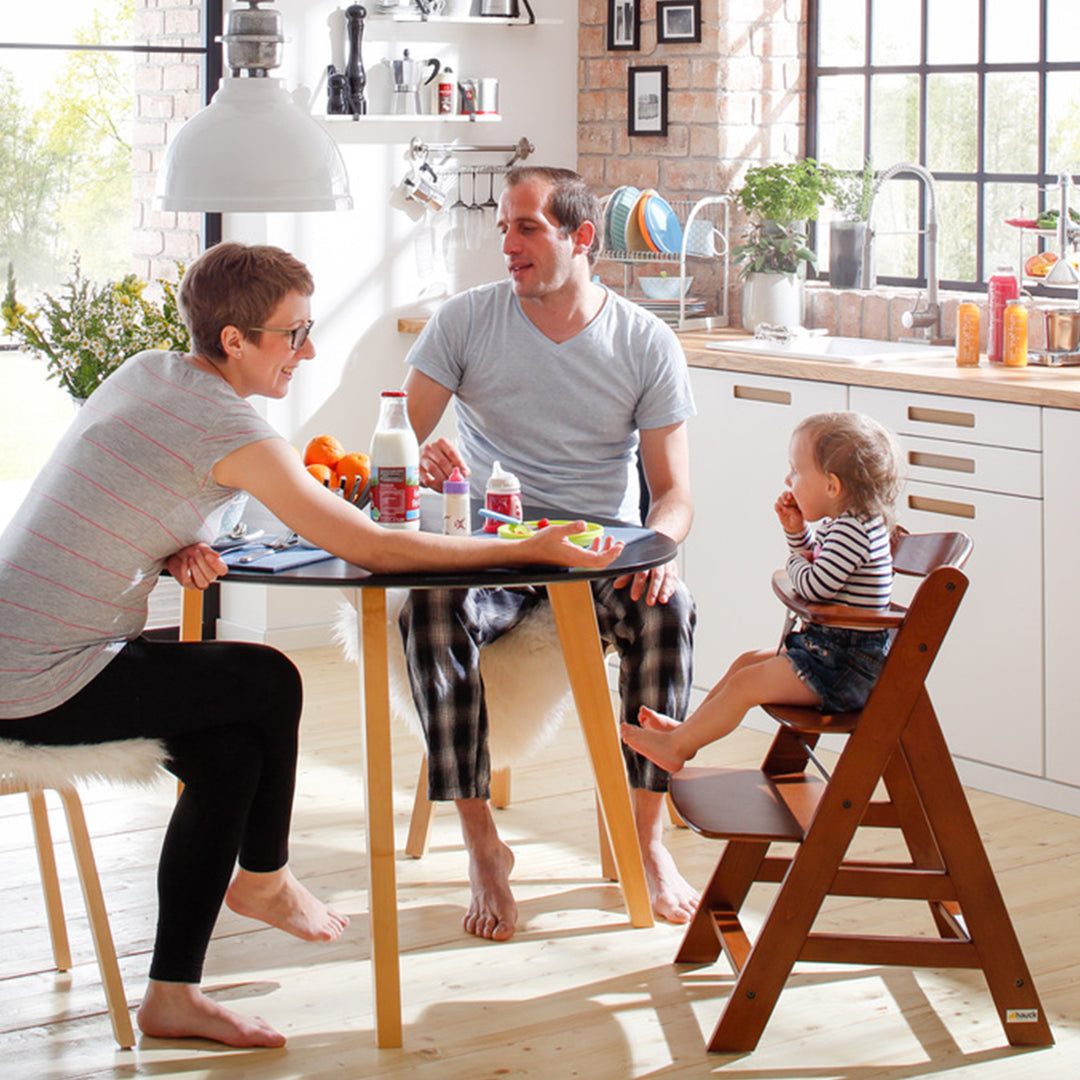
[{"xmin": 987, "ymin": 267, "xmax": 1019, "ymax": 363}]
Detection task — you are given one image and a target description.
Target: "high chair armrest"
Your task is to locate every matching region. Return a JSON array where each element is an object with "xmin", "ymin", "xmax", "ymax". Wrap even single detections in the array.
[{"xmin": 771, "ymin": 571, "xmax": 905, "ymax": 631}]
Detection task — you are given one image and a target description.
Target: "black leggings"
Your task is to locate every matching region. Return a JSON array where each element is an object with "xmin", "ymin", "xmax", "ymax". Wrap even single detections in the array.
[{"xmin": 3, "ymin": 637, "xmax": 303, "ymax": 983}]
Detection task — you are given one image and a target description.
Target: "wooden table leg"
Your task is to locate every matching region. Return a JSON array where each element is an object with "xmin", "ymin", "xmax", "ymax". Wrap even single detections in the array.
[
  {"xmin": 547, "ymin": 579, "xmax": 653, "ymax": 928},
  {"xmin": 179, "ymin": 586, "xmax": 203, "ymax": 643},
  {"xmin": 358, "ymin": 588, "xmax": 404, "ymax": 1048}
]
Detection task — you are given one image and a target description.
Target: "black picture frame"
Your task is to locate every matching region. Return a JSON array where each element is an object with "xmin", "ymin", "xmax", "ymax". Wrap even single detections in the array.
[
  {"xmin": 656, "ymin": 0, "xmax": 702, "ymax": 44},
  {"xmin": 628, "ymin": 65, "xmax": 668, "ymax": 137},
  {"xmin": 607, "ymin": 0, "xmax": 641, "ymax": 52}
]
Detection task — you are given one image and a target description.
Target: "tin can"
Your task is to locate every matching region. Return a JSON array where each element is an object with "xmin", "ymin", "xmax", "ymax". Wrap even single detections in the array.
[
  {"xmin": 1003, "ymin": 299, "xmax": 1029, "ymax": 367},
  {"xmin": 956, "ymin": 301, "xmax": 980, "ymax": 366}
]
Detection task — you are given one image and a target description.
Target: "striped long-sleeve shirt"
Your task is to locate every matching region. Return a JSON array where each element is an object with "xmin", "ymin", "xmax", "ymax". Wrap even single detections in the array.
[
  {"xmin": 0, "ymin": 351, "xmax": 278, "ymax": 718},
  {"xmin": 784, "ymin": 514, "xmax": 893, "ymax": 610}
]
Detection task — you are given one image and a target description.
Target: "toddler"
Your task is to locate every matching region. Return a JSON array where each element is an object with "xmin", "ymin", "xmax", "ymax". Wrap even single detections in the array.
[{"xmin": 621, "ymin": 411, "xmax": 903, "ymax": 773}]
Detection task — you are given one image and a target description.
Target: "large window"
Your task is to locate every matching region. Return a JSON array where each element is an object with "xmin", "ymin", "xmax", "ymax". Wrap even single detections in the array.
[{"xmin": 808, "ymin": 0, "xmax": 1080, "ymax": 290}]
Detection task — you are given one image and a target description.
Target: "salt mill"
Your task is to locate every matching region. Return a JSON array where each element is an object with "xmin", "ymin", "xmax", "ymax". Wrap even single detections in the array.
[{"xmin": 345, "ymin": 5, "xmax": 367, "ymax": 116}]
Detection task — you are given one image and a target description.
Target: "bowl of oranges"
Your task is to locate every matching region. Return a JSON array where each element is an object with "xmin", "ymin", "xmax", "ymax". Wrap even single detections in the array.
[{"xmin": 302, "ymin": 435, "xmax": 371, "ymax": 506}]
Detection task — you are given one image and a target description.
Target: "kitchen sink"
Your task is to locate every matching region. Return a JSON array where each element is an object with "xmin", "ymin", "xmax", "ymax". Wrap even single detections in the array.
[{"xmin": 706, "ymin": 335, "xmax": 956, "ymax": 364}]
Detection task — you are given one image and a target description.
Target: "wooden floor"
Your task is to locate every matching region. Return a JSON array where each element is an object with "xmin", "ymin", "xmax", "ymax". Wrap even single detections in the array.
[{"xmin": 2, "ymin": 645, "xmax": 1078, "ymax": 1079}]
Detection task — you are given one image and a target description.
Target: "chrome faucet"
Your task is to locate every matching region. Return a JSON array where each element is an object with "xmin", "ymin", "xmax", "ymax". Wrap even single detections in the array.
[{"xmin": 860, "ymin": 161, "xmax": 943, "ymax": 342}]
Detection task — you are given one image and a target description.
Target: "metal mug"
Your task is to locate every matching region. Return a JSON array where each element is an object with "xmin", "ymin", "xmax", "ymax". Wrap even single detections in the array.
[{"xmin": 477, "ymin": 77, "xmax": 499, "ymax": 115}]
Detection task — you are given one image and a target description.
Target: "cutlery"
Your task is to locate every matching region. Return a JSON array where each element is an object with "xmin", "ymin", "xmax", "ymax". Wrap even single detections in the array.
[{"xmin": 478, "ymin": 508, "xmax": 523, "ymax": 526}]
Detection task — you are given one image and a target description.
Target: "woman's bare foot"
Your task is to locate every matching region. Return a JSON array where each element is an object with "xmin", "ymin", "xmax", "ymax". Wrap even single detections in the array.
[
  {"xmin": 458, "ymin": 798, "xmax": 518, "ymax": 941},
  {"xmin": 620, "ymin": 722, "xmax": 690, "ymax": 774},
  {"xmin": 137, "ymin": 980, "xmax": 286, "ymax": 1048},
  {"xmin": 225, "ymin": 866, "xmax": 349, "ymax": 942}
]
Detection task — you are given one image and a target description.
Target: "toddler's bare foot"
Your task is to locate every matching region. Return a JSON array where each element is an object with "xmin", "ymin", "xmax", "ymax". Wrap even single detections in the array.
[
  {"xmin": 620, "ymin": 722, "xmax": 689, "ymax": 774},
  {"xmin": 225, "ymin": 866, "xmax": 349, "ymax": 942},
  {"xmin": 638, "ymin": 705, "xmax": 681, "ymax": 732},
  {"xmin": 137, "ymin": 981, "xmax": 285, "ymax": 1048}
]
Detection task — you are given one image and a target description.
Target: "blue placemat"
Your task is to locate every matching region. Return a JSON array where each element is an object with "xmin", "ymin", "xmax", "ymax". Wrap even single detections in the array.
[{"xmin": 223, "ymin": 545, "xmax": 336, "ymax": 573}]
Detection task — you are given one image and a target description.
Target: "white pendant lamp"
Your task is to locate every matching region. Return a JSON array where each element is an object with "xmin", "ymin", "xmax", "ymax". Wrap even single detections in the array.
[{"xmin": 156, "ymin": 1, "xmax": 352, "ymax": 213}]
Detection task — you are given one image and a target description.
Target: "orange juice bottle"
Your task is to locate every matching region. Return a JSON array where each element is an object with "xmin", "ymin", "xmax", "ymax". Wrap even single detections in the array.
[
  {"xmin": 956, "ymin": 301, "xmax": 980, "ymax": 366},
  {"xmin": 1003, "ymin": 299, "xmax": 1029, "ymax": 367}
]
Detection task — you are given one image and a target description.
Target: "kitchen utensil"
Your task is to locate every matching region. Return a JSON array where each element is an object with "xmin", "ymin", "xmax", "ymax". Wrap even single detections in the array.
[
  {"xmin": 388, "ymin": 49, "xmax": 440, "ymax": 115},
  {"xmin": 478, "ymin": 507, "xmax": 523, "ymax": 525},
  {"xmin": 1043, "ymin": 308, "xmax": 1080, "ymax": 352},
  {"xmin": 344, "ymin": 4, "xmax": 367, "ymax": 114},
  {"xmin": 637, "ymin": 191, "xmax": 683, "ymax": 254},
  {"xmin": 479, "ymin": 0, "xmax": 535, "ymax": 20},
  {"xmin": 639, "ymin": 275, "xmax": 693, "ymax": 300},
  {"xmin": 604, "ymin": 185, "xmax": 641, "ymax": 252}
]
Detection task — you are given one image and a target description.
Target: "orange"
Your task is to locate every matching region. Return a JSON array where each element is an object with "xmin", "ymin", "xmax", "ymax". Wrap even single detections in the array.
[
  {"xmin": 306, "ymin": 463, "xmax": 337, "ymax": 487},
  {"xmin": 1025, "ymin": 251, "xmax": 1058, "ymax": 278},
  {"xmin": 303, "ymin": 434, "xmax": 346, "ymax": 468},
  {"xmin": 335, "ymin": 451, "xmax": 371, "ymax": 499}
]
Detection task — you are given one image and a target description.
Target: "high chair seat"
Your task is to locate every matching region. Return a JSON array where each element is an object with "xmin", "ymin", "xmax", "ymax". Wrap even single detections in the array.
[{"xmin": 668, "ymin": 529, "xmax": 1054, "ymax": 1054}]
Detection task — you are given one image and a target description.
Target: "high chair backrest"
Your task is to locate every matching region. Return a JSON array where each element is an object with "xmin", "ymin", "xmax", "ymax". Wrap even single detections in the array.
[{"xmin": 891, "ymin": 527, "xmax": 973, "ymax": 578}]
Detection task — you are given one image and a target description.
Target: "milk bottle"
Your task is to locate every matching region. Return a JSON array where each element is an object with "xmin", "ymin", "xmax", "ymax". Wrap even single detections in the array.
[{"xmin": 369, "ymin": 390, "xmax": 420, "ymax": 530}]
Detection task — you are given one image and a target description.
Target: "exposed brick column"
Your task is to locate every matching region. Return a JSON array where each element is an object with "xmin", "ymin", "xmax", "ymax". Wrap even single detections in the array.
[
  {"xmin": 578, "ymin": 0, "xmax": 808, "ymax": 322},
  {"xmin": 133, "ymin": 1, "xmax": 206, "ymax": 283}
]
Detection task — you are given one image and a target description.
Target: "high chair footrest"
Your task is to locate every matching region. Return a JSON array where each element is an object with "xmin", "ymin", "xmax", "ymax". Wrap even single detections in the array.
[{"xmin": 669, "ymin": 766, "xmax": 824, "ymax": 842}]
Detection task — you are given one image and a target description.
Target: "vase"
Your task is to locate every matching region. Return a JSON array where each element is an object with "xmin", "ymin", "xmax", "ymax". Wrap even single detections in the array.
[
  {"xmin": 741, "ymin": 271, "xmax": 804, "ymax": 332},
  {"xmin": 829, "ymin": 220, "xmax": 872, "ymax": 288}
]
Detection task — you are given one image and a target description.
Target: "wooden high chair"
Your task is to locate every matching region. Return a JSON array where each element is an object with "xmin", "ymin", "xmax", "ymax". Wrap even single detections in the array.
[{"xmin": 669, "ymin": 530, "xmax": 1054, "ymax": 1053}]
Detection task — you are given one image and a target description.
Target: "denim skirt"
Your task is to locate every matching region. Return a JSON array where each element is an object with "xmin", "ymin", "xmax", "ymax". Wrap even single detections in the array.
[{"xmin": 783, "ymin": 622, "xmax": 889, "ymax": 714}]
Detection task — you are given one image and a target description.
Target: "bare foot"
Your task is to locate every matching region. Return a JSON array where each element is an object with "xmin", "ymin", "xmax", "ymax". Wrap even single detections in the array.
[
  {"xmin": 225, "ymin": 866, "xmax": 349, "ymax": 942},
  {"xmin": 137, "ymin": 980, "xmax": 286, "ymax": 1048},
  {"xmin": 634, "ymin": 790, "xmax": 699, "ymax": 924},
  {"xmin": 638, "ymin": 705, "xmax": 680, "ymax": 732},
  {"xmin": 458, "ymin": 798, "xmax": 518, "ymax": 941},
  {"xmin": 620, "ymin": 722, "xmax": 689, "ymax": 774}
]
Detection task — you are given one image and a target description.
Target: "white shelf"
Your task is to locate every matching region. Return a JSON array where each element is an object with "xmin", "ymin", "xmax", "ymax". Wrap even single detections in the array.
[
  {"xmin": 386, "ymin": 14, "xmax": 559, "ymax": 25},
  {"xmin": 322, "ymin": 114, "xmax": 501, "ymax": 123}
]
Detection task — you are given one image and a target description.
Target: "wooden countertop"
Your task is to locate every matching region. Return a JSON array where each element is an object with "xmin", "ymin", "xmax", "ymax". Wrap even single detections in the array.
[{"xmin": 679, "ymin": 329, "xmax": 1080, "ymax": 411}]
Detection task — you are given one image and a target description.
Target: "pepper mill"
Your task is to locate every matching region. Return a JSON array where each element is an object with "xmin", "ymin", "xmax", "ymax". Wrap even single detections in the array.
[
  {"xmin": 345, "ymin": 4, "xmax": 367, "ymax": 116},
  {"xmin": 326, "ymin": 65, "xmax": 352, "ymax": 115}
]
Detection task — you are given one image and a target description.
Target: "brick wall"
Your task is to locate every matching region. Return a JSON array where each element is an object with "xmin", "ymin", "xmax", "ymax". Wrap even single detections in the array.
[{"xmin": 132, "ymin": 0, "xmax": 206, "ymax": 284}]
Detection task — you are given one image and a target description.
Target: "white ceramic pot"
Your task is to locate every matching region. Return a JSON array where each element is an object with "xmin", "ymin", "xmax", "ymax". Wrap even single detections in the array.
[{"xmin": 741, "ymin": 271, "xmax": 804, "ymax": 332}]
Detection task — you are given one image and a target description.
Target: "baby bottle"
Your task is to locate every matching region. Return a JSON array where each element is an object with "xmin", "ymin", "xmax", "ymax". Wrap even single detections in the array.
[
  {"xmin": 442, "ymin": 466, "xmax": 471, "ymax": 536},
  {"xmin": 483, "ymin": 460, "xmax": 522, "ymax": 533}
]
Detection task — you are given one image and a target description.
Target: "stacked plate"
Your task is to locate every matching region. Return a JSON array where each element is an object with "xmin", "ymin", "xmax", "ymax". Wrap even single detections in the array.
[
  {"xmin": 635, "ymin": 191, "xmax": 683, "ymax": 254},
  {"xmin": 604, "ymin": 186, "xmax": 641, "ymax": 252}
]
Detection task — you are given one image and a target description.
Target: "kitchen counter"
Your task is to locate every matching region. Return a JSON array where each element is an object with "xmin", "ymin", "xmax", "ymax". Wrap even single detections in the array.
[{"xmin": 679, "ymin": 329, "xmax": 1080, "ymax": 410}]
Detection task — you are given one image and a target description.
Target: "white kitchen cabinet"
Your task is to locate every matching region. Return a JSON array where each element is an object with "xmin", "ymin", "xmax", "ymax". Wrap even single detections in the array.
[
  {"xmin": 685, "ymin": 369, "xmax": 846, "ymax": 692},
  {"xmin": 851, "ymin": 386, "xmax": 1044, "ymax": 777},
  {"xmin": 1042, "ymin": 407, "xmax": 1080, "ymax": 787}
]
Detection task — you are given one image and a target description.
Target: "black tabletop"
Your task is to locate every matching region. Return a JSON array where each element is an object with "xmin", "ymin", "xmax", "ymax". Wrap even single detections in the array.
[{"xmin": 225, "ymin": 500, "xmax": 677, "ymax": 591}]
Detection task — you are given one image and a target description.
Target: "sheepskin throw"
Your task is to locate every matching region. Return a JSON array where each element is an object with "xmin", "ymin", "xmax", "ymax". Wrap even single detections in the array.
[
  {"xmin": 0, "ymin": 737, "xmax": 168, "ymax": 794},
  {"xmin": 334, "ymin": 590, "xmax": 577, "ymax": 766}
]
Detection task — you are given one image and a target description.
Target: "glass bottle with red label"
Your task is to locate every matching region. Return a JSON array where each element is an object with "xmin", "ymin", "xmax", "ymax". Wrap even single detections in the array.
[{"xmin": 369, "ymin": 390, "xmax": 420, "ymax": 530}]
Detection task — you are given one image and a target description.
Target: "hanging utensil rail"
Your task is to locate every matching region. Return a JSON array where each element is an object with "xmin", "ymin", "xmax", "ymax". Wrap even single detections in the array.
[{"xmin": 409, "ymin": 136, "xmax": 534, "ymax": 166}]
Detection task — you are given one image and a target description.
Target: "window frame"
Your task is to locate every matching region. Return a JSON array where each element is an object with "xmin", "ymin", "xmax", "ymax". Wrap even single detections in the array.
[{"xmin": 806, "ymin": 0, "xmax": 1080, "ymax": 293}]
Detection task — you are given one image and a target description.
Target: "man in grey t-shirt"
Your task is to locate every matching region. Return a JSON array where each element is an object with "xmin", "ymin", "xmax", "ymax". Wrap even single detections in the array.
[{"xmin": 401, "ymin": 166, "xmax": 698, "ymax": 940}]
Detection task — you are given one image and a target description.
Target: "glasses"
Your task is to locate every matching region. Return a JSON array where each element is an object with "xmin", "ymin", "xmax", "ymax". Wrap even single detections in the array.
[{"xmin": 248, "ymin": 318, "xmax": 314, "ymax": 351}]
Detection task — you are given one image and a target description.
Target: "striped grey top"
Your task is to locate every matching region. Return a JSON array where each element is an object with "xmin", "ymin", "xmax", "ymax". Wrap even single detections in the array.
[
  {"xmin": 784, "ymin": 514, "xmax": 893, "ymax": 609},
  {"xmin": 0, "ymin": 351, "xmax": 278, "ymax": 718}
]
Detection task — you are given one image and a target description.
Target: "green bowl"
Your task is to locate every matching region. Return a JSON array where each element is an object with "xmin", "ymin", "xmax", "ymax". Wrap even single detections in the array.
[{"xmin": 497, "ymin": 519, "xmax": 605, "ymax": 547}]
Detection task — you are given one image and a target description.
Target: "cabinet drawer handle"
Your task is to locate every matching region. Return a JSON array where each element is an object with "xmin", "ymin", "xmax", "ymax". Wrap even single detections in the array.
[
  {"xmin": 908, "ymin": 493, "xmax": 975, "ymax": 519},
  {"xmin": 907, "ymin": 405, "xmax": 975, "ymax": 429},
  {"xmin": 733, "ymin": 385, "xmax": 792, "ymax": 405},
  {"xmin": 908, "ymin": 450, "xmax": 976, "ymax": 474}
]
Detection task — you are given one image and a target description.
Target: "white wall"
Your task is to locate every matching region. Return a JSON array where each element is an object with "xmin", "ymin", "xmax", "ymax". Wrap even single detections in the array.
[{"xmin": 219, "ymin": 1, "xmax": 578, "ymax": 645}]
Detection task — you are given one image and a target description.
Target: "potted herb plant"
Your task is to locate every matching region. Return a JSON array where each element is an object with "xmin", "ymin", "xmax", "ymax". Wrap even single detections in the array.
[
  {"xmin": 734, "ymin": 159, "xmax": 830, "ymax": 330},
  {"xmin": 2, "ymin": 258, "xmax": 189, "ymax": 403},
  {"xmin": 825, "ymin": 161, "xmax": 875, "ymax": 288}
]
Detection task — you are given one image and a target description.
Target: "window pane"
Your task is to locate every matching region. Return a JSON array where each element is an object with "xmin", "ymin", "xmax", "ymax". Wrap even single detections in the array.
[
  {"xmin": 937, "ymin": 181, "xmax": 978, "ymax": 281},
  {"xmin": 984, "ymin": 182, "xmax": 1038, "ymax": 280},
  {"xmin": 927, "ymin": 0, "xmax": 979, "ymax": 65},
  {"xmin": 870, "ymin": 178, "xmax": 920, "ymax": 280},
  {"xmin": 1048, "ymin": 0, "xmax": 1080, "ymax": 63},
  {"xmin": 870, "ymin": 74, "xmax": 919, "ymax": 168},
  {"xmin": 1046, "ymin": 72, "xmax": 1080, "ymax": 177},
  {"xmin": 2, "ymin": 0, "xmax": 134, "ymax": 46},
  {"xmin": 985, "ymin": 73, "xmax": 1039, "ymax": 175},
  {"xmin": 818, "ymin": 0, "xmax": 866, "ymax": 67},
  {"xmin": 871, "ymin": 0, "xmax": 921, "ymax": 66},
  {"xmin": 926, "ymin": 73, "xmax": 978, "ymax": 173},
  {"xmin": 816, "ymin": 75, "xmax": 865, "ymax": 170},
  {"xmin": 986, "ymin": 0, "xmax": 1039, "ymax": 64}
]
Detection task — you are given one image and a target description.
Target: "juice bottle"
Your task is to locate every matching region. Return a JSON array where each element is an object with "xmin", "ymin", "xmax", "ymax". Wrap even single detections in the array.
[
  {"xmin": 987, "ymin": 267, "xmax": 1019, "ymax": 363},
  {"xmin": 1003, "ymin": 299, "xmax": 1029, "ymax": 367},
  {"xmin": 955, "ymin": 301, "xmax": 980, "ymax": 366},
  {"xmin": 370, "ymin": 390, "xmax": 421, "ymax": 530}
]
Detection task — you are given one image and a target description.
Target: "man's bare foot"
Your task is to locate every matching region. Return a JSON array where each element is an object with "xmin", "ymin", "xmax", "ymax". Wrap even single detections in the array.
[
  {"xmin": 225, "ymin": 866, "xmax": 348, "ymax": 942},
  {"xmin": 137, "ymin": 980, "xmax": 286, "ymax": 1048},
  {"xmin": 458, "ymin": 798, "xmax": 518, "ymax": 941},
  {"xmin": 634, "ymin": 790, "xmax": 699, "ymax": 924},
  {"xmin": 620, "ymin": 722, "xmax": 689, "ymax": 774}
]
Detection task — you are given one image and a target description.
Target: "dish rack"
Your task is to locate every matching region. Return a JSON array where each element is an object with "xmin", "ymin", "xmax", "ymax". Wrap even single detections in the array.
[{"xmin": 597, "ymin": 193, "xmax": 732, "ymax": 330}]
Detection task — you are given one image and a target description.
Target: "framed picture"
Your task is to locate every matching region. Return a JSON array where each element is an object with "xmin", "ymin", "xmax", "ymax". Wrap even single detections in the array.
[
  {"xmin": 607, "ymin": 0, "xmax": 641, "ymax": 52},
  {"xmin": 628, "ymin": 65, "xmax": 668, "ymax": 137},
  {"xmin": 656, "ymin": 0, "xmax": 702, "ymax": 44}
]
